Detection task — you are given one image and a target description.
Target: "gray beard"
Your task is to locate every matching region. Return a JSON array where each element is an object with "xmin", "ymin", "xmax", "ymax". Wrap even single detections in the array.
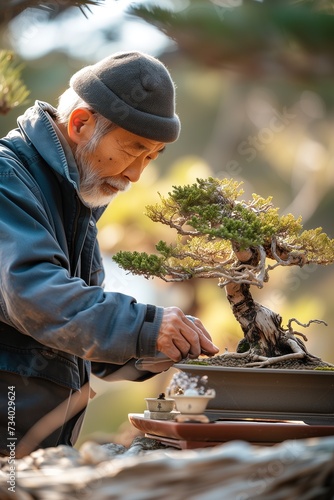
[{"xmin": 74, "ymin": 144, "xmax": 130, "ymax": 208}]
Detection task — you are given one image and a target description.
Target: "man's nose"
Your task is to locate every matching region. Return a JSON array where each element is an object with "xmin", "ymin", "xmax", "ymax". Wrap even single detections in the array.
[{"xmin": 122, "ymin": 159, "xmax": 146, "ymax": 183}]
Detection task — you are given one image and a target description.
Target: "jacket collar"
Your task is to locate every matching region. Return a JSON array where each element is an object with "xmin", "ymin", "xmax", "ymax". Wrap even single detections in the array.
[{"xmin": 17, "ymin": 100, "xmax": 80, "ymax": 188}]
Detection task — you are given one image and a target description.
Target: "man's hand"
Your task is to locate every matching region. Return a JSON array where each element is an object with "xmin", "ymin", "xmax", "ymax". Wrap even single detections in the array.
[{"xmin": 156, "ymin": 307, "xmax": 219, "ymax": 362}]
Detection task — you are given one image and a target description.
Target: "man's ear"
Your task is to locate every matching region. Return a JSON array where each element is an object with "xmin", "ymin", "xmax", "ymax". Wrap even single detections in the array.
[{"xmin": 67, "ymin": 108, "xmax": 95, "ymax": 145}]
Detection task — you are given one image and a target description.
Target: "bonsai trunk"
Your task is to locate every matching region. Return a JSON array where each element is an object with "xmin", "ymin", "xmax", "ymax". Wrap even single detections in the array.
[
  {"xmin": 223, "ymin": 248, "xmax": 322, "ymax": 368},
  {"xmin": 225, "ymin": 282, "xmax": 284, "ymax": 357}
]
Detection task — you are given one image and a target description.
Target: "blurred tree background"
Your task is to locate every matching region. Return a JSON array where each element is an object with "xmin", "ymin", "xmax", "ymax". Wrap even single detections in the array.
[{"xmin": 1, "ymin": 0, "xmax": 334, "ymax": 446}]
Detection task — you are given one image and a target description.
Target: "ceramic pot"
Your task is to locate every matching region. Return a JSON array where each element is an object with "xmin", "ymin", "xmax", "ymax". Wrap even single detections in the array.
[
  {"xmin": 173, "ymin": 394, "xmax": 215, "ymax": 414},
  {"xmin": 174, "ymin": 364, "xmax": 334, "ymax": 424},
  {"xmin": 145, "ymin": 398, "xmax": 175, "ymax": 412}
]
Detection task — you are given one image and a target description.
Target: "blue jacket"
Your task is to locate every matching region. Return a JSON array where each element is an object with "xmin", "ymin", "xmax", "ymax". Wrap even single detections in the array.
[{"xmin": 0, "ymin": 101, "xmax": 164, "ymax": 392}]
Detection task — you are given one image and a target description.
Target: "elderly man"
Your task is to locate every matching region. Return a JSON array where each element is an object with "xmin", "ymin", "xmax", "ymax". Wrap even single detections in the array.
[{"xmin": 0, "ymin": 51, "xmax": 218, "ymax": 456}]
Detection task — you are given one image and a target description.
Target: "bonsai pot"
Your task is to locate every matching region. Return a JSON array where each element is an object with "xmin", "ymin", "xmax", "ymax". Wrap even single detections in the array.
[
  {"xmin": 173, "ymin": 394, "xmax": 215, "ymax": 414},
  {"xmin": 174, "ymin": 364, "xmax": 334, "ymax": 425},
  {"xmin": 145, "ymin": 397, "xmax": 175, "ymax": 413}
]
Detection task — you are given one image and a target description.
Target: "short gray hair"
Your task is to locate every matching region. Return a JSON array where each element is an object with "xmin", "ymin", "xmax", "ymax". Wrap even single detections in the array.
[{"xmin": 56, "ymin": 88, "xmax": 117, "ymax": 150}]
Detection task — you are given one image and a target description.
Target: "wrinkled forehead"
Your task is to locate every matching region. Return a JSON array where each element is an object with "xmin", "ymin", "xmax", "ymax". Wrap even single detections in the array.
[
  {"xmin": 116, "ymin": 127, "xmax": 166, "ymax": 153},
  {"xmin": 123, "ymin": 139, "xmax": 166, "ymax": 154}
]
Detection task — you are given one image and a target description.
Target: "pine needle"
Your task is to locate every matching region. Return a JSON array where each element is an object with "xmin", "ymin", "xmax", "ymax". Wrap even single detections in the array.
[{"xmin": 0, "ymin": 50, "xmax": 30, "ymax": 114}]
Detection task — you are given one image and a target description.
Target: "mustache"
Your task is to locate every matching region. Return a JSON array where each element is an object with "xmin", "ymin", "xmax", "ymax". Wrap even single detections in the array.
[{"xmin": 105, "ymin": 177, "xmax": 131, "ymax": 192}]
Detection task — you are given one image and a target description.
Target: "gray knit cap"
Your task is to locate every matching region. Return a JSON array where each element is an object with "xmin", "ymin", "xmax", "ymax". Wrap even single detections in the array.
[{"xmin": 70, "ymin": 51, "xmax": 180, "ymax": 143}]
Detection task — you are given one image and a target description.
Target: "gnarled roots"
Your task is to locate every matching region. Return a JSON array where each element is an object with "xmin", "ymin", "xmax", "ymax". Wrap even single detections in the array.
[{"xmin": 223, "ymin": 318, "xmax": 326, "ymax": 368}]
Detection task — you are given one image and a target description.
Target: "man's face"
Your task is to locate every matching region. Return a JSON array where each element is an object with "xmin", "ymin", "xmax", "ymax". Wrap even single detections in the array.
[{"xmin": 74, "ymin": 126, "xmax": 165, "ymax": 208}]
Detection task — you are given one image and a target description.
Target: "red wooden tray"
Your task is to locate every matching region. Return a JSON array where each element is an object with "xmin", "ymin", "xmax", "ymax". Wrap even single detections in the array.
[{"xmin": 128, "ymin": 413, "xmax": 334, "ymax": 449}]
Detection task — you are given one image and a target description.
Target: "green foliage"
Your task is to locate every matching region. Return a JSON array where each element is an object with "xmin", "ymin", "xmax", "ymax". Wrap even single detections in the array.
[
  {"xmin": 131, "ymin": 1, "xmax": 334, "ymax": 78},
  {"xmin": 112, "ymin": 250, "xmax": 166, "ymax": 279},
  {"xmin": 290, "ymin": 228, "xmax": 334, "ymax": 264},
  {"xmin": 113, "ymin": 177, "xmax": 334, "ymax": 286},
  {"xmin": 0, "ymin": 0, "xmax": 104, "ymax": 24},
  {"xmin": 145, "ymin": 178, "xmax": 307, "ymax": 250},
  {"xmin": 0, "ymin": 51, "xmax": 30, "ymax": 115}
]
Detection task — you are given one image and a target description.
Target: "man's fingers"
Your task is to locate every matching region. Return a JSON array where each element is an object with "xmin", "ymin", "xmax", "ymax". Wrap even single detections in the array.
[
  {"xmin": 156, "ymin": 307, "xmax": 219, "ymax": 361},
  {"xmin": 184, "ymin": 315, "xmax": 219, "ymax": 356}
]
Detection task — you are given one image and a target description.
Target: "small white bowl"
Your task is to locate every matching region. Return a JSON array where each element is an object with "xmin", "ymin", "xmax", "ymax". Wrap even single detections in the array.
[
  {"xmin": 145, "ymin": 398, "xmax": 175, "ymax": 412},
  {"xmin": 173, "ymin": 394, "xmax": 215, "ymax": 414}
]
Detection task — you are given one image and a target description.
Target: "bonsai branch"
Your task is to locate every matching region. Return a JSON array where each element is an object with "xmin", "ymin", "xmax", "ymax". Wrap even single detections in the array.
[{"xmin": 287, "ymin": 318, "xmax": 328, "ymax": 333}]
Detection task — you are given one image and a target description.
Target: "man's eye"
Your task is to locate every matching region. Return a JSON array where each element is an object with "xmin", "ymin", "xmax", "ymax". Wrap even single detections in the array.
[
  {"xmin": 148, "ymin": 150, "xmax": 163, "ymax": 161},
  {"xmin": 147, "ymin": 154, "xmax": 158, "ymax": 161}
]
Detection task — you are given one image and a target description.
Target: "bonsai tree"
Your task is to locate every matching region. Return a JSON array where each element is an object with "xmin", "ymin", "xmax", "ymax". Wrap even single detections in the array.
[{"xmin": 114, "ymin": 177, "xmax": 334, "ymax": 368}]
